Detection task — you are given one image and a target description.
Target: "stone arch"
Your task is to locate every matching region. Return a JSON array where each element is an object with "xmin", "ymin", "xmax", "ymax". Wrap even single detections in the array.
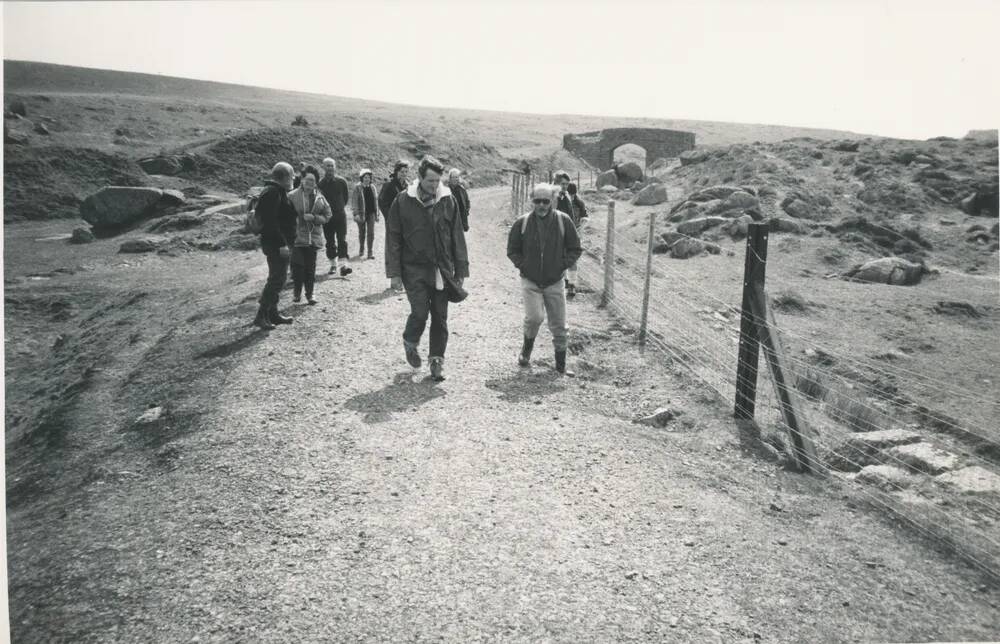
[
  {"xmin": 610, "ymin": 142, "xmax": 648, "ymax": 168},
  {"xmin": 563, "ymin": 127, "xmax": 696, "ymax": 171}
]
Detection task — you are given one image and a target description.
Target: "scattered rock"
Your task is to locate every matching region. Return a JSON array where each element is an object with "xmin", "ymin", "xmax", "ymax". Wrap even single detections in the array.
[
  {"xmin": 679, "ymin": 149, "xmax": 709, "ymax": 166},
  {"xmin": 33, "ymin": 122, "xmax": 50, "ymax": 136},
  {"xmin": 596, "ymin": 170, "xmax": 619, "ymax": 190},
  {"xmin": 936, "ymin": 466, "xmax": 1000, "ymax": 496},
  {"xmin": 887, "ymin": 442, "xmax": 959, "ymax": 475},
  {"xmin": 724, "ymin": 191, "xmax": 758, "ymax": 211},
  {"xmin": 80, "ymin": 186, "xmax": 165, "ymax": 230},
  {"xmin": 659, "ymin": 231, "xmax": 685, "ymax": 247},
  {"xmin": 148, "ymin": 212, "xmax": 205, "ymax": 233},
  {"xmin": 599, "ymin": 184, "xmax": 618, "ymax": 194},
  {"xmin": 686, "ymin": 185, "xmax": 742, "ymax": 203},
  {"xmin": 843, "ymin": 257, "xmax": 929, "ymax": 286},
  {"xmin": 827, "ymin": 429, "xmax": 923, "ymax": 472},
  {"xmin": 959, "ymin": 184, "xmax": 1000, "ymax": 218},
  {"xmin": 138, "ymin": 154, "xmax": 196, "ymax": 176},
  {"xmin": 113, "ymin": 136, "xmax": 131, "ymax": 146},
  {"xmin": 69, "ymin": 227, "xmax": 95, "ymax": 244},
  {"xmin": 137, "ymin": 406, "xmax": 164, "ymax": 424},
  {"xmin": 832, "ymin": 140, "xmax": 860, "ymax": 152},
  {"xmin": 8, "ymin": 100, "xmax": 27, "ymax": 117},
  {"xmin": 635, "ymin": 406, "xmax": 682, "ymax": 428},
  {"xmin": 4, "ymin": 126, "xmax": 28, "ymax": 145},
  {"xmin": 768, "ymin": 217, "xmax": 807, "ymax": 234},
  {"xmin": 670, "ymin": 237, "xmax": 706, "ymax": 259},
  {"xmin": 857, "ymin": 465, "xmax": 922, "ymax": 490},
  {"xmin": 726, "ymin": 214, "xmax": 754, "ymax": 239},
  {"xmin": 677, "ymin": 216, "xmax": 727, "ymax": 236},
  {"xmin": 633, "ymin": 183, "xmax": 668, "ymax": 206},
  {"xmin": 119, "ymin": 238, "xmax": 161, "ymax": 254},
  {"xmin": 159, "ymin": 189, "xmax": 187, "ymax": 207}
]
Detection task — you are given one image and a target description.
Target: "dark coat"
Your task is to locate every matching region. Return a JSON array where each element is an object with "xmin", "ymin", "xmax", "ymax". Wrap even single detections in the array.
[
  {"xmin": 385, "ymin": 181, "xmax": 470, "ymax": 283},
  {"xmin": 378, "ymin": 177, "xmax": 406, "ymax": 216},
  {"xmin": 318, "ymin": 174, "xmax": 350, "ymax": 216},
  {"xmin": 570, "ymin": 194, "xmax": 588, "ymax": 225},
  {"xmin": 507, "ymin": 209, "xmax": 582, "ymax": 288},
  {"xmin": 556, "ymin": 192, "xmax": 574, "ymax": 222},
  {"xmin": 450, "ymin": 183, "xmax": 471, "ymax": 231},
  {"xmin": 257, "ymin": 180, "xmax": 297, "ymax": 255}
]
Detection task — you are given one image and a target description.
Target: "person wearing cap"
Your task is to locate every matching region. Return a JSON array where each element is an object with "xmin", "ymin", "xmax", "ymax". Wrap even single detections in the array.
[
  {"xmin": 350, "ymin": 168, "xmax": 380, "ymax": 260},
  {"xmin": 447, "ymin": 168, "xmax": 471, "ymax": 232},
  {"xmin": 319, "ymin": 157, "xmax": 352, "ymax": 277},
  {"xmin": 552, "ymin": 170, "xmax": 579, "ymax": 298},
  {"xmin": 506, "ymin": 182, "xmax": 582, "ymax": 376}
]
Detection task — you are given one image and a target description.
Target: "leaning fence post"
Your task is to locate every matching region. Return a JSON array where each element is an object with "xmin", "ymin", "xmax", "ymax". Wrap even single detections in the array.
[
  {"xmin": 638, "ymin": 212, "xmax": 656, "ymax": 346},
  {"xmin": 734, "ymin": 222, "xmax": 769, "ymax": 419},
  {"xmin": 600, "ymin": 201, "xmax": 616, "ymax": 309}
]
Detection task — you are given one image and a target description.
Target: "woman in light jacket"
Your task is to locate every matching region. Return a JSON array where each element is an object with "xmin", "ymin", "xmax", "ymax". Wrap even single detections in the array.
[
  {"xmin": 350, "ymin": 168, "xmax": 380, "ymax": 260},
  {"xmin": 288, "ymin": 165, "xmax": 331, "ymax": 304}
]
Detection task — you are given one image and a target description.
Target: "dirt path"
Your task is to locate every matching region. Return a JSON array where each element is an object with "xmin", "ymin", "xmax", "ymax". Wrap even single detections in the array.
[{"xmin": 7, "ymin": 187, "xmax": 999, "ymax": 642}]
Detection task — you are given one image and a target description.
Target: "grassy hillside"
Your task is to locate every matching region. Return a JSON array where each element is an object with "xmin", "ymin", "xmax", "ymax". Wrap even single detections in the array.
[{"xmin": 4, "ymin": 60, "xmax": 873, "ymax": 221}]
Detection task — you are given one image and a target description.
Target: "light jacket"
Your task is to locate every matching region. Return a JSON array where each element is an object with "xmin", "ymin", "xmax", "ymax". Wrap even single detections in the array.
[
  {"xmin": 385, "ymin": 180, "xmax": 470, "ymax": 283},
  {"xmin": 288, "ymin": 187, "xmax": 332, "ymax": 249},
  {"xmin": 350, "ymin": 182, "xmax": 380, "ymax": 222},
  {"xmin": 507, "ymin": 208, "xmax": 582, "ymax": 288}
]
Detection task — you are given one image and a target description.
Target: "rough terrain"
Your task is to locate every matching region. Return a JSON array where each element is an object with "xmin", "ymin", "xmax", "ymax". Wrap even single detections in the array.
[{"xmin": 5, "ymin": 187, "xmax": 1000, "ymax": 643}]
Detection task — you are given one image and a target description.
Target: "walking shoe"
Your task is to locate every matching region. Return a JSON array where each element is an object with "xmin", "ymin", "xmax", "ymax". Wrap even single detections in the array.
[
  {"xmin": 253, "ymin": 307, "xmax": 276, "ymax": 330},
  {"xmin": 340, "ymin": 265, "xmax": 353, "ymax": 277},
  {"xmin": 328, "ymin": 262, "xmax": 338, "ymax": 275},
  {"xmin": 555, "ymin": 350, "xmax": 574, "ymax": 377},
  {"xmin": 292, "ymin": 293, "xmax": 302, "ymax": 303},
  {"xmin": 518, "ymin": 336, "xmax": 535, "ymax": 367},
  {"xmin": 307, "ymin": 296, "xmax": 318, "ymax": 305},
  {"xmin": 269, "ymin": 309, "xmax": 294, "ymax": 325},
  {"xmin": 367, "ymin": 253, "xmax": 375, "ymax": 260},
  {"xmin": 404, "ymin": 342, "xmax": 422, "ymax": 368},
  {"xmin": 429, "ymin": 356, "xmax": 445, "ymax": 381}
]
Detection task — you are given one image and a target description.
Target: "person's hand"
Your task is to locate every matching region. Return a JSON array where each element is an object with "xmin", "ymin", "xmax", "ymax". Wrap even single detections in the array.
[
  {"xmin": 456, "ymin": 277, "xmax": 465, "ymax": 289},
  {"xmin": 279, "ymin": 246, "xmax": 291, "ymax": 258},
  {"xmin": 390, "ymin": 276, "xmax": 403, "ymax": 291}
]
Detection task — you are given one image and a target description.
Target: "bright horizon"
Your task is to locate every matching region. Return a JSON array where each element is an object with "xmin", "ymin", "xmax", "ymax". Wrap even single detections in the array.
[{"xmin": 3, "ymin": 0, "xmax": 999, "ymax": 141}]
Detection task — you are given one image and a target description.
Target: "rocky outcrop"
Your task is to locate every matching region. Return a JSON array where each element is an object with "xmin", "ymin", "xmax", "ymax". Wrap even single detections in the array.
[
  {"xmin": 615, "ymin": 162, "xmax": 644, "ymax": 185},
  {"xmin": 80, "ymin": 186, "xmax": 182, "ymax": 231},
  {"xmin": 596, "ymin": 170, "xmax": 618, "ymax": 189},
  {"xmin": 843, "ymin": 257, "xmax": 930, "ymax": 286},
  {"xmin": 633, "ymin": 183, "xmax": 668, "ymax": 206}
]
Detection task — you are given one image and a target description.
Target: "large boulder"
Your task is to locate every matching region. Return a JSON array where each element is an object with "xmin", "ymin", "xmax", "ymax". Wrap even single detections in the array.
[
  {"xmin": 843, "ymin": 257, "xmax": 929, "ymax": 286},
  {"xmin": 726, "ymin": 214, "xmax": 755, "ymax": 239},
  {"xmin": 596, "ymin": 170, "xmax": 619, "ymax": 190},
  {"xmin": 781, "ymin": 198, "xmax": 812, "ymax": 219},
  {"xmin": 687, "ymin": 185, "xmax": 742, "ymax": 203},
  {"xmin": 119, "ymin": 237, "xmax": 161, "ymax": 254},
  {"xmin": 4, "ymin": 125, "xmax": 28, "ymax": 145},
  {"xmin": 159, "ymin": 189, "xmax": 186, "ymax": 207},
  {"xmin": 723, "ymin": 191, "xmax": 758, "ymax": 211},
  {"xmin": 633, "ymin": 183, "xmax": 668, "ymax": 206},
  {"xmin": 678, "ymin": 216, "xmax": 727, "ymax": 236},
  {"xmin": 138, "ymin": 154, "xmax": 197, "ymax": 176},
  {"xmin": 80, "ymin": 187, "xmax": 164, "ymax": 230},
  {"xmin": 679, "ymin": 149, "xmax": 709, "ymax": 166},
  {"xmin": 832, "ymin": 140, "xmax": 860, "ymax": 152},
  {"xmin": 69, "ymin": 227, "xmax": 95, "ymax": 244},
  {"xmin": 615, "ymin": 162, "xmax": 644, "ymax": 185},
  {"xmin": 768, "ymin": 217, "xmax": 807, "ymax": 234},
  {"xmin": 959, "ymin": 182, "xmax": 999, "ymax": 217}
]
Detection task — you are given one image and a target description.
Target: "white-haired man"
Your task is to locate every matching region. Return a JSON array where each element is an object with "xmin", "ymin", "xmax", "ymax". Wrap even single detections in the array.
[
  {"xmin": 506, "ymin": 182, "xmax": 582, "ymax": 375},
  {"xmin": 319, "ymin": 158, "xmax": 352, "ymax": 277},
  {"xmin": 254, "ymin": 161, "xmax": 298, "ymax": 329},
  {"xmin": 447, "ymin": 168, "xmax": 471, "ymax": 232}
]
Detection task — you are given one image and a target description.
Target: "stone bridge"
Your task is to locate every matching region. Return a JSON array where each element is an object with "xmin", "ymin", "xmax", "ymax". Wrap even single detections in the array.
[{"xmin": 562, "ymin": 127, "xmax": 696, "ymax": 170}]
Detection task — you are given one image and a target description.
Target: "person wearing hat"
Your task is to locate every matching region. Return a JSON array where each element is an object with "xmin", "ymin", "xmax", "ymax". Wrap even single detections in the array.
[
  {"xmin": 350, "ymin": 168, "xmax": 380, "ymax": 260},
  {"xmin": 552, "ymin": 170, "xmax": 579, "ymax": 298}
]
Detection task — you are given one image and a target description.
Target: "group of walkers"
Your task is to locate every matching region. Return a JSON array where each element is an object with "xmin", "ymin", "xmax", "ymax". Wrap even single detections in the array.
[{"xmin": 252, "ymin": 152, "xmax": 585, "ymax": 381}]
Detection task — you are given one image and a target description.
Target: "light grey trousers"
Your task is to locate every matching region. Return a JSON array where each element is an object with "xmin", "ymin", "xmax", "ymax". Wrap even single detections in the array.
[{"xmin": 521, "ymin": 276, "xmax": 568, "ymax": 350}]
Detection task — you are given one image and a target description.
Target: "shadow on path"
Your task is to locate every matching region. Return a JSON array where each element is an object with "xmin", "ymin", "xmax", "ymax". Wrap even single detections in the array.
[
  {"xmin": 357, "ymin": 288, "xmax": 399, "ymax": 305},
  {"xmin": 344, "ymin": 371, "xmax": 446, "ymax": 424},
  {"xmin": 485, "ymin": 369, "xmax": 566, "ymax": 403},
  {"xmin": 195, "ymin": 330, "xmax": 268, "ymax": 360}
]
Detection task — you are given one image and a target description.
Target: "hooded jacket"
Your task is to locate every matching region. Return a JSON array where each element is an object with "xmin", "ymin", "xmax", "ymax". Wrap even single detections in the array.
[
  {"xmin": 288, "ymin": 187, "xmax": 332, "ymax": 249},
  {"xmin": 507, "ymin": 208, "xmax": 582, "ymax": 288},
  {"xmin": 257, "ymin": 180, "xmax": 297, "ymax": 255},
  {"xmin": 385, "ymin": 179, "xmax": 469, "ymax": 282}
]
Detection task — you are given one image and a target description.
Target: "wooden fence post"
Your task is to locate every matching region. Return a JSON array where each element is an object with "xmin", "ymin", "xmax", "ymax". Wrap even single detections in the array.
[
  {"xmin": 638, "ymin": 211, "xmax": 656, "ymax": 346},
  {"xmin": 600, "ymin": 201, "xmax": 616, "ymax": 309},
  {"xmin": 734, "ymin": 222, "xmax": 768, "ymax": 419},
  {"xmin": 749, "ymin": 285, "xmax": 819, "ymax": 474}
]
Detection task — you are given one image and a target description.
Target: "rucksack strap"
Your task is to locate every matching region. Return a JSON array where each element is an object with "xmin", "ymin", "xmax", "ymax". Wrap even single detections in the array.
[{"xmin": 521, "ymin": 211, "xmax": 565, "ymax": 239}]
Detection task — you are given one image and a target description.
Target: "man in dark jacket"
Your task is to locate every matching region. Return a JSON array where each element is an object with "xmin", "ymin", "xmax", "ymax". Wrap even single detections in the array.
[
  {"xmin": 319, "ymin": 157, "xmax": 352, "ymax": 277},
  {"xmin": 507, "ymin": 182, "xmax": 582, "ymax": 375},
  {"xmin": 447, "ymin": 168, "xmax": 471, "ymax": 232},
  {"xmin": 378, "ymin": 160, "xmax": 411, "ymax": 222},
  {"xmin": 254, "ymin": 161, "xmax": 299, "ymax": 330},
  {"xmin": 553, "ymin": 170, "xmax": 580, "ymax": 298},
  {"xmin": 385, "ymin": 156, "xmax": 469, "ymax": 381}
]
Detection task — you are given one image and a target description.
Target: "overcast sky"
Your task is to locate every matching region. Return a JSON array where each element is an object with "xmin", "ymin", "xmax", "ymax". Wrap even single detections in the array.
[{"xmin": 3, "ymin": 0, "xmax": 998, "ymax": 140}]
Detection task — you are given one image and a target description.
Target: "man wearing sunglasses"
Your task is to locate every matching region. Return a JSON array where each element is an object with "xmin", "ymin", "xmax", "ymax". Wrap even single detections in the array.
[{"xmin": 506, "ymin": 183, "xmax": 583, "ymax": 375}]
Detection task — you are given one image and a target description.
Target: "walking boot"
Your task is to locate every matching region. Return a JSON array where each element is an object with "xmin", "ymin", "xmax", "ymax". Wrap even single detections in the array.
[
  {"xmin": 518, "ymin": 336, "xmax": 535, "ymax": 367},
  {"xmin": 307, "ymin": 293, "xmax": 318, "ymax": 305},
  {"xmin": 253, "ymin": 306, "xmax": 276, "ymax": 330},
  {"xmin": 404, "ymin": 341, "xmax": 422, "ymax": 368},
  {"xmin": 340, "ymin": 264, "xmax": 353, "ymax": 277},
  {"xmin": 566, "ymin": 282, "xmax": 576, "ymax": 299},
  {"xmin": 292, "ymin": 286, "xmax": 302, "ymax": 303},
  {"xmin": 269, "ymin": 308, "xmax": 294, "ymax": 325},
  {"xmin": 429, "ymin": 356, "xmax": 445, "ymax": 382},
  {"xmin": 555, "ymin": 350, "xmax": 574, "ymax": 377},
  {"xmin": 328, "ymin": 260, "xmax": 338, "ymax": 275}
]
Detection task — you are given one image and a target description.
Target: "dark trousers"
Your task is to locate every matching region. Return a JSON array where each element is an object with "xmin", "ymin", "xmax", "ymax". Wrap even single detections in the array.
[
  {"xmin": 357, "ymin": 214, "xmax": 376, "ymax": 256},
  {"xmin": 323, "ymin": 211, "xmax": 349, "ymax": 260},
  {"xmin": 402, "ymin": 267, "xmax": 450, "ymax": 358},
  {"xmin": 291, "ymin": 246, "xmax": 318, "ymax": 297},
  {"xmin": 259, "ymin": 251, "xmax": 289, "ymax": 311}
]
